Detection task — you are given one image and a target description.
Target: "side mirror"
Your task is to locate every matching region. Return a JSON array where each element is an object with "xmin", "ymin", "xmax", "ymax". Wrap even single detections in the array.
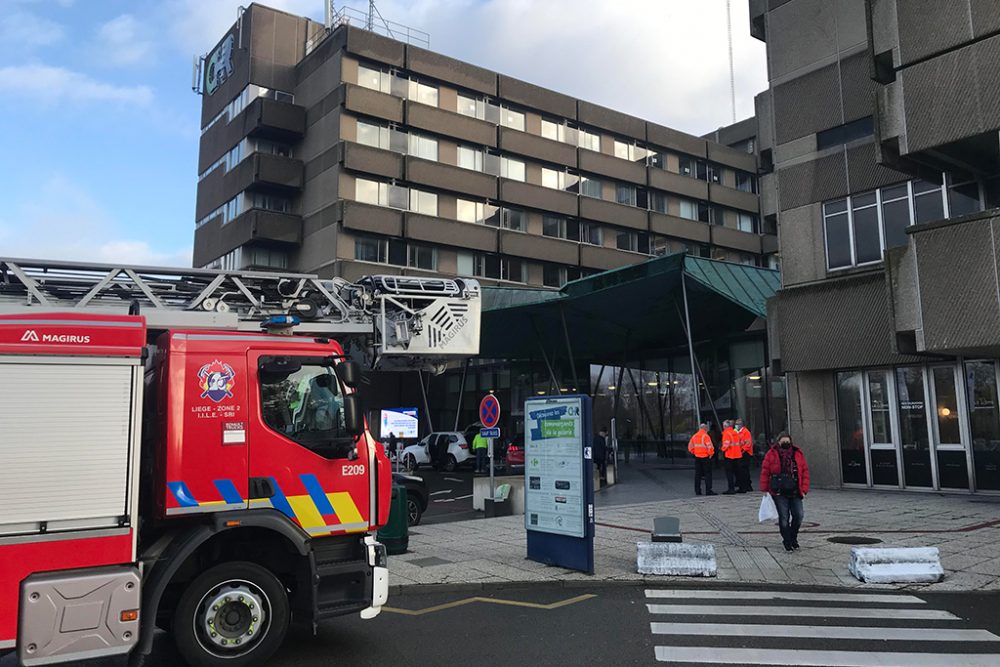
[
  {"xmin": 335, "ymin": 361, "xmax": 362, "ymax": 389},
  {"xmin": 343, "ymin": 394, "xmax": 364, "ymax": 437}
]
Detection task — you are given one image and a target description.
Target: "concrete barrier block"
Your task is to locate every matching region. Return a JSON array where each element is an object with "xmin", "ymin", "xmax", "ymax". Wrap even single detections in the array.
[
  {"xmin": 848, "ymin": 546, "xmax": 944, "ymax": 584},
  {"xmin": 472, "ymin": 475, "xmax": 525, "ymax": 514},
  {"xmin": 637, "ymin": 542, "xmax": 717, "ymax": 577}
]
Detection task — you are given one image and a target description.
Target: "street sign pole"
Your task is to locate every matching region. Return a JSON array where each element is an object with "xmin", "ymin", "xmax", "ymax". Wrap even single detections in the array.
[{"xmin": 479, "ymin": 394, "xmax": 502, "ymax": 503}]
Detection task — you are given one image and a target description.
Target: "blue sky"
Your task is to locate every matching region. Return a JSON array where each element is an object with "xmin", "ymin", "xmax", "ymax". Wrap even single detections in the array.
[{"xmin": 0, "ymin": 0, "xmax": 765, "ymax": 268}]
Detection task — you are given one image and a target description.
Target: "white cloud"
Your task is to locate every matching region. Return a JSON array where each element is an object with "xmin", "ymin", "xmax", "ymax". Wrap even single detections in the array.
[
  {"xmin": 0, "ymin": 175, "xmax": 191, "ymax": 268},
  {"xmin": 0, "ymin": 64, "xmax": 154, "ymax": 106},
  {"xmin": 94, "ymin": 14, "xmax": 154, "ymax": 67},
  {"xmin": 160, "ymin": 0, "xmax": 765, "ymax": 134},
  {"xmin": 367, "ymin": 0, "xmax": 768, "ymax": 134},
  {"xmin": 161, "ymin": 0, "xmax": 322, "ymax": 54},
  {"xmin": 0, "ymin": 9, "xmax": 65, "ymax": 49}
]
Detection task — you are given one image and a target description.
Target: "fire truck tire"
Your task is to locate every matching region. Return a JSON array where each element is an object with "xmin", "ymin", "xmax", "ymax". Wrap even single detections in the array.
[{"xmin": 172, "ymin": 561, "xmax": 289, "ymax": 667}]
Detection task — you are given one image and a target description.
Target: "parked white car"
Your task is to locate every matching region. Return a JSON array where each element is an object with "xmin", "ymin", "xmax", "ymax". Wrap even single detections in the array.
[{"xmin": 401, "ymin": 432, "xmax": 472, "ymax": 472}]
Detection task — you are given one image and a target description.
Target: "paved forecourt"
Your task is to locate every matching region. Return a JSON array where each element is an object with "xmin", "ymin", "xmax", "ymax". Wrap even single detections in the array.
[{"xmin": 391, "ymin": 476, "xmax": 1000, "ymax": 591}]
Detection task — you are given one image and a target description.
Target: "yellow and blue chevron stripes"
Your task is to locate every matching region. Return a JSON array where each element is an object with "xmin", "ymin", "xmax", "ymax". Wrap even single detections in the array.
[{"xmin": 167, "ymin": 475, "xmax": 367, "ymax": 535}]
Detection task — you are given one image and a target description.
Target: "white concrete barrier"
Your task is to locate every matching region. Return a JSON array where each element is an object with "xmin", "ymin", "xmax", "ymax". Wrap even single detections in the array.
[
  {"xmin": 472, "ymin": 475, "xmax": 525, "ymax": 514},
  {"xmin": 848, "ymin": 546, "xmax": 944, "ymax": 584},
  {"xmin": 637, "ymin": 542, "xmax": 717, "ymax": 577}
]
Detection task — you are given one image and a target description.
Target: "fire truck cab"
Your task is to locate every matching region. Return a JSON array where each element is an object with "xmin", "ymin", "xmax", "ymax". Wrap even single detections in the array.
[{"xmin": 0, "ymin": 312, "xmax": 390, "ymax": 666}]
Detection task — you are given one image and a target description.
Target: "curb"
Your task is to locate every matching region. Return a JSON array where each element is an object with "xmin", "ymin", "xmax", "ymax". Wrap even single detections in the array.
[{"xmin": 388, "ymin": 576, "xmax": 956, "ymax": 597}]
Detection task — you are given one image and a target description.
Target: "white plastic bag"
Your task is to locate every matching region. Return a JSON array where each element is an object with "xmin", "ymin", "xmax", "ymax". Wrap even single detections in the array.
[{"xmin": 758, "ymin": 493, "xmax": 778, "ymax": 523}]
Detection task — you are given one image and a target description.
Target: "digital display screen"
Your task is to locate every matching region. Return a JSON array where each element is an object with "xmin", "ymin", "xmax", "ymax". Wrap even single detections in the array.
[{"xmin": 380, "ymin": 408, "xmax": 419, "ymax": 439}]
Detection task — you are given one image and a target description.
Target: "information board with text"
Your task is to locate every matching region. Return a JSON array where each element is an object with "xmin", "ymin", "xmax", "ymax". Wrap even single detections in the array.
[{"xmin": 524, "ymin": 397, "xmax": 587, "ymax": 538}]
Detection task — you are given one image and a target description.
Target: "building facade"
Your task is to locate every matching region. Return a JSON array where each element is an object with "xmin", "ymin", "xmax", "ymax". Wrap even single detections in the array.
[
  {"xmin": 192, "ymin": 4, "xmax": 774, "ymax": 291},
  {"xmin": 753, "ymin": 0, "xmax": 1000, "ymax": 492}
]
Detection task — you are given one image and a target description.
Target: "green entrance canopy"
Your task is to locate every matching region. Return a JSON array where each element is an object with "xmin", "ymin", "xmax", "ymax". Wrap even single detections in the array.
[{"xmin": 479, "ymin": 253, "xmax": 780, "ymax": 366}]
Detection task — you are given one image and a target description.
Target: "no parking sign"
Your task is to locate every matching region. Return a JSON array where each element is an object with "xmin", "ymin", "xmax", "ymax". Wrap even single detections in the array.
[{"xmin": 479, "ymin": 394, "xmax": 500, "ymax": 429}]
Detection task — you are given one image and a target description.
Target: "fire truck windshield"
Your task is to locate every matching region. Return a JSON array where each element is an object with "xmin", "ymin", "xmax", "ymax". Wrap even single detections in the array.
[{"xmin": 259, "ymin": 357, "xmax": 354, "ymax": 458}]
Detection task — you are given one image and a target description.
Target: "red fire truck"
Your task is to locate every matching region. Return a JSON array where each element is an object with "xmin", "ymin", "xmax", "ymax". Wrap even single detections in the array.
[{"xmin": 0, "ymin": 258, "xmax": 481, "ymax": 666}]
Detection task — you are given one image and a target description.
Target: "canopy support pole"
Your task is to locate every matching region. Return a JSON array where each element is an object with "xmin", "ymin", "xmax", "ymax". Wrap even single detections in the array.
[
  {"xmin": 453, "ymin": 358, "xmax": 470, "ymax": 431},
  {"xmin": 531, "ymin": 316, "xmax": 561, "ymax": 393},
  {"xmin": 761, "ymin": 335, "xmax": 773, "ymax": 447},
  {"xmin": 679, "ymin": 275, "xmax": 722, "ymax": 432},
  {"xmin": 417, "ymin": 370, "xmax": 434, "ymax": 433},
  {"xmin": 592, "ymin": 365, "xmax": 606, "ymax": 399},
  {"xmin": 560, "ymin": 306, "xmax": 581, "ymax": 392},
  {"xmin": 667, "ymin": 356, "xmax": 675, "ymax": 463},
  {"xmin": 626, "ymin": 366, "xmax": 656, "ymax": 461}
]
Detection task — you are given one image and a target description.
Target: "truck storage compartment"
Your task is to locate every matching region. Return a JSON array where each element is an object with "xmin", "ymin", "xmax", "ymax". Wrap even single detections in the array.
[{"xmin": 0, "ymin": 361, "xmax": 136, "ymax": 535}]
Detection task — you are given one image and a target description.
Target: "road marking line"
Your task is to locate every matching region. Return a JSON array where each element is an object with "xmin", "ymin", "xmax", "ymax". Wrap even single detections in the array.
[
  {"xmin": 430, "ymin": 490, "xmax": 452, "ymax": 496},
  {"xmin": 646, "ymin": 604, "xmax": 957, "ymax": 620},
  {"xmin": 433, "ymin": 498, "xmax": 456, "ymax": 503},
  {"xmin": 383, "ymin": 593, "xmax": 596, "ymax": 616},
  {"xmin": 445, "ymin": 477, "xmax": 463, "ymax": 482},
  {"xmin": 650, "ymin": 623, "xmax": 1000, "ymax": 641},
  {"xmin": 454, "ymin": 494, "xmax": 473, "ymax": 500},
  {"xmin": 654, "ymin": 647, "xmax": 1000, "ymax": 666},
  {"xmin": 644, "ymin": 590, "xmax": 926, "ymax": 604}
]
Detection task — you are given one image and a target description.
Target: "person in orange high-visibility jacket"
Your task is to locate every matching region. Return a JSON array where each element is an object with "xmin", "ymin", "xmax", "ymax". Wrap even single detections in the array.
[
  {"xmin": 720, "ymin": 419, "xmax": 741, "ymax": 494},
  {"xmin": 735, "ymin": 417, "xmax": 754, "ymax": 493},
  {"xmin": 688, "ymin": 422, "xmax": 716, "ymax": 496}
]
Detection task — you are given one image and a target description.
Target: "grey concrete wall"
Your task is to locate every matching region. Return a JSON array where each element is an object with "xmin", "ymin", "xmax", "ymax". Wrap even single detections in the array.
[{"xmin": 786, "ymin": 370, "xmax": 841, "ymax": 489}]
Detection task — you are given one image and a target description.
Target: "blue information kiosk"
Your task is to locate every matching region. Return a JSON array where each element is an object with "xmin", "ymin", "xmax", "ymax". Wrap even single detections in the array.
[{"xmin": 523, "ymin": 395, "xmax": 594, "ymax": 574}]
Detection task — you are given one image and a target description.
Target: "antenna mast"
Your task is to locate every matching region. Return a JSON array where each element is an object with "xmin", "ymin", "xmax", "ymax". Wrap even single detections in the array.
[{"xmin": 726, "ymin": 0, "xmax": 736, "ymax": 124}]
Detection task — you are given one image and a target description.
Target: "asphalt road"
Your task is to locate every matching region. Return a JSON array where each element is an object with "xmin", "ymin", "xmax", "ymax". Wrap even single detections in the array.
[
  {"xmin": 8, "ymin": 582, "xmax": 1000, "ymax": 666},
  {"xmin": 405, "ymin": 463, "xmax": 522, "ymax": 526}
]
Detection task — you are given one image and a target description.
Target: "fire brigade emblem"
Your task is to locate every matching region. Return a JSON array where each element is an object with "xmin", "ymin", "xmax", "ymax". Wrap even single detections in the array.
[{"xmin": 198, "ymin": 360, "xmax": 236, "ymax": 402}]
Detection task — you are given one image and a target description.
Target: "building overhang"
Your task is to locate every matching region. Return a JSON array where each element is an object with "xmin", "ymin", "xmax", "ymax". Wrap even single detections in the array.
[
  {"xmin": 886, "ymin": 208, "xmax": 1000, "ymax": 357},
  {"xmin": 479, "ymin": 253, "xmax": 779, "ymax": 365}
]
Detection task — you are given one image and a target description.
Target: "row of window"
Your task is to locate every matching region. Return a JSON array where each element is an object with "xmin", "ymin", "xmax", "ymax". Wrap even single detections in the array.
[
  {"xmin": 353, "ymin": 232, "xmax": 766, "ymax": 287},
  {"xmin": 196, "ymin": 191, "xmax": 294, "ymax": 228},
  {"xmin": 198, "ymin": 137, "xmax": 293, "ymax": 181},
  {"xmin": 353, "ymin": 118, "xmax": 759, "ymax": 231},
  {"xmin": 354, "ymin": 175, "xmax": 762, "ymax": 245},
  {"xmin": 456, "ymin": 145, "xmax": 526, "ymax": 181},
  {"xmin": 355, "ymin": 178, "xmax": 439, "ymax": 216},
  {"xmin": 354, "ymin": 62, "xmax": 756, "ymax": 190},
  {"xmin": 355, "ymin": 236, "xmax": 438, "ymax": 271},
  {"xmin": 357, "ymin": 64, "xmax": 439, "ymax": 107},
  {"xmin": 823, "ymin": 175, "xmax": 981, "ymax": 270},
  {"xmin": 203, "ymin": 246, "xmax": 290, "ymax": 271},
  {"xmin": 201, "ymin": 84, "xmax": 294, "ymax": 135},
  {"xmin": 356, "ymin": 120, "xmax": 438, "ymax": 160},
  {"xmin": 457, "ymin": 94, "xmax": 525, "ymax": 131}
]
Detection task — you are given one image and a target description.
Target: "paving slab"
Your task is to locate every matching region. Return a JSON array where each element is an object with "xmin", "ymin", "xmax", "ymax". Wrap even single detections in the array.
[{"xmin": 388, "ymin": 463, "xmax": 1000, "ymax": 592}]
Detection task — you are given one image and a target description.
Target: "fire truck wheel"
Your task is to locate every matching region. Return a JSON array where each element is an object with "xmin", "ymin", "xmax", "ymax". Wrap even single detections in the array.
[{"xmin": 173, "ymin": 561, "xmax": 289, "ymax": 667}]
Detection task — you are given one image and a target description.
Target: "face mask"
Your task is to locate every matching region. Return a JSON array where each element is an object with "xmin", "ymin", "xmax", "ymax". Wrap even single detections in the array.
[{"xmin": 779, "ymin": 441, "xmax": 791, "ymax": 449}]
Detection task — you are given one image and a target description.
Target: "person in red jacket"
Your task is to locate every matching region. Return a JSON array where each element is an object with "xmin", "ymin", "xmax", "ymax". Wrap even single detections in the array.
[{"xmin": 760, "ymin": 431, "xmax": 810, "ymax": 551}]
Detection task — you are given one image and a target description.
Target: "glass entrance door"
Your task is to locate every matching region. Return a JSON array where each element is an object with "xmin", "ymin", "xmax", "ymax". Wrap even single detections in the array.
[
  {"xmin": 930, "ymin": 365, "xmax": 969, "ymax": 489},
  {"xmin": 966, "ymin": 361, "xmax": 1000, "ymax": 491},
  {"xmin": 867, "ymin": 371, "xmax": 900, "ymax": 486},
  {"xmin": 896, "ymin": 366, "xmax": 934, "ymax": 488},
  {"xmin": 836, "ymin": 372, "xmax": 868, "ymax": 485}
]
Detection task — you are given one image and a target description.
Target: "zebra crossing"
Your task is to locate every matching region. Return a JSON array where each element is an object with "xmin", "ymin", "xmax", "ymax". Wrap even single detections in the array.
[{"xmin": 645, "ymin": 588, "xmax": 1000, "ymax": 666}]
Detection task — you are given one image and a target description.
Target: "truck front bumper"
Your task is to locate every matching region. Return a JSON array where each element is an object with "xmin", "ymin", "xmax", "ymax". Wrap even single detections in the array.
[{"xmin": 360, "ymin": 535, "xmax": 388, "ymax": 619}]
